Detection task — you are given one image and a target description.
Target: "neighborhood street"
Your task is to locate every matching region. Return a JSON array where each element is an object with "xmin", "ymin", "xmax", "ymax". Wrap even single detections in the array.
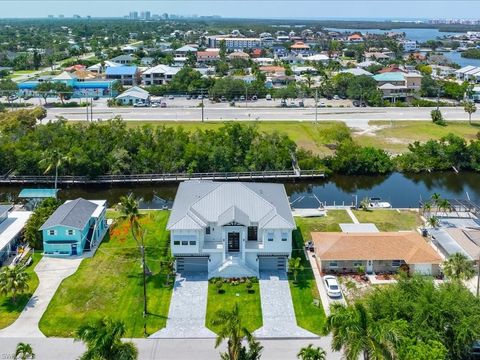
[{"xmin": 0, "ymin": 337, "xmax": 341, "ymax": 360}]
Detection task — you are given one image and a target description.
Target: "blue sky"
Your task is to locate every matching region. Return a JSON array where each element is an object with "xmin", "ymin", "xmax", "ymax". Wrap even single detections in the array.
[{"xmin": 1, "ymin": 1, "xmax": 480, "ymax": 19}]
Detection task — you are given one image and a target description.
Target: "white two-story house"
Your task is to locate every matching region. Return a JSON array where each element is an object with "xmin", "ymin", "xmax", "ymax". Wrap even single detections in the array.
[{"xmin": 167, "ymin": 181, "xmax": 296, "ymax": 278}]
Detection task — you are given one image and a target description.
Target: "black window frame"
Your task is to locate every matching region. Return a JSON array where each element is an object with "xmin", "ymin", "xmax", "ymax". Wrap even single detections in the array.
[{"xmin": 247, "ymin": 226, "xmax": 258, "ymax": 241}]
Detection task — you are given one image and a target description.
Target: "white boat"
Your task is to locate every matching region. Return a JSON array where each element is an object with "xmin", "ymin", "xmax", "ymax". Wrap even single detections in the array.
[{"xmin": 368, "ymin": 197, "xmax": 392, "ymax": 209}]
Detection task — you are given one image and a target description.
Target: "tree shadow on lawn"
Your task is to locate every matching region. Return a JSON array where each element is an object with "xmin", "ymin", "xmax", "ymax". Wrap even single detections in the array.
[{"xmin": 1, "ymin": 293, "xmax": 34, "ymax": 312}]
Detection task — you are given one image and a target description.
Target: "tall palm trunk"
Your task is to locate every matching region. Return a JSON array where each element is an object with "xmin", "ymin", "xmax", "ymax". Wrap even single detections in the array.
[{"xmin": 54, "ymin": 164, "xmax": 58, "ymax": 192}]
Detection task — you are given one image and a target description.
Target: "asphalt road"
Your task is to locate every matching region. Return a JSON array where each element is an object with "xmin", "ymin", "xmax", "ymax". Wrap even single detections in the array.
[
  {"xmin": 44, "ymin": 105, "xmax": 480, "ymax": 127},
  {"xmin": 0, "ymin": 337, "xmax": 341, "ymax": 360}
]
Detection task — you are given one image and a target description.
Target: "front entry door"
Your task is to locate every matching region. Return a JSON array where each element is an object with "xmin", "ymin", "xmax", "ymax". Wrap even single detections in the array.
[
  {"xmin": 366, "ymin": 260, "xmax": 373, "ymax": 274},
  {"xmin": 228, "ymin": 232, "xmax": 240, "ymax": 252},
  {"xmin": 71, "ymin": 244, "xmax": 78, "ymax": 256}
]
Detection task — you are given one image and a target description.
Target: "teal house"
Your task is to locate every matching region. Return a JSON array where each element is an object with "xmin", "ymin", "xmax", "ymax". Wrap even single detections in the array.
[{"xmin": 41, "ymin": 198, "xmax": 108, "ymax": 256}]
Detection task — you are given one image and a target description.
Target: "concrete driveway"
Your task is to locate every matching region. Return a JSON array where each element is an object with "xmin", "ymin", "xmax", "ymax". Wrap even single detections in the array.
[
  {"xmin": 150, "ymin": 273, "xmax": 215, "ymax": 339},
  {"xmin": 0, "ymin": 256, "xmax": 83, "ymax": 338},
  {"xmin": 254, "ymin": 271, "xmax": 317, "ymax": 339}
]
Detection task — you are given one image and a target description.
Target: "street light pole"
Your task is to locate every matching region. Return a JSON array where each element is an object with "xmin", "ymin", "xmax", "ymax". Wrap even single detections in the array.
[{"xmin": 315, "ymin": 88, "xmax": 318, "ymax": 124}]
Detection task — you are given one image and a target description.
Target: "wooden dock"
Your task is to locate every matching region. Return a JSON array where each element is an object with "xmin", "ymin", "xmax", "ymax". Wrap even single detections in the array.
[{"xmin": 0, "ymin": 170, "xmax": 325, "ymax": 185}]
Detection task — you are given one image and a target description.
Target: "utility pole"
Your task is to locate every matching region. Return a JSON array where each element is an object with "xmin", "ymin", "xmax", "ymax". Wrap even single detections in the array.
[
  {"xmin": 90, "ymin": 97, "xmax": 93, "ymax": 121},
  {"xmin": 436, "ymin": 86, "xmax": 441, "ymax": 111},
  {"xmin": 245, "ymin": 85, "xmax": 248, "ymax": 108},
  {"xmin": 86, "ymin": 97, "xmax": 89, "ymax": 121},
  {"xmin": 201, "ymin": 89, "xmax": 204, "ymax": 123},
  {"xmin": 315, "ymin": 88, "xmax": 318, "ymax": 124}
]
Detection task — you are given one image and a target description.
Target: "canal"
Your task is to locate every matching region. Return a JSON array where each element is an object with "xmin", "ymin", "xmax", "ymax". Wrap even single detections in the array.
[{"xmin": 1, "ymin": 172, "xmax": 479, "ymax": 209}]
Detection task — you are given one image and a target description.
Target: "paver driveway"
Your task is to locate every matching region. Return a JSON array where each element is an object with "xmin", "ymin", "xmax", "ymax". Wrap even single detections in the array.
[
  {"xmin": 0, "ymin": 256, "xmax": 83, "ymax": 338},
  {"xmin": 254, "ymin": 271, "xmax": 317, "ymax": 338},
  {"xmin": 150, "ymin": 273, "xmax": 215, "ymax": 338}
]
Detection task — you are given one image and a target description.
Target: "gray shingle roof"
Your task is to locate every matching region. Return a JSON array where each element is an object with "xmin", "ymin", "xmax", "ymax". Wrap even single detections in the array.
[
  {"xmin": 167, "ymin": 181, "xmax": 295, "ymax": 230},
  {"xmin": 40, "ymin": 198, "xmax": 97, "ymax": 230}
]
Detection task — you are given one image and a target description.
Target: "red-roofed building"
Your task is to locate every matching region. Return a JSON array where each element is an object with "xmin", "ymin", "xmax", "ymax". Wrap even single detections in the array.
[
  {"xmin": 347, "ymin": 34, "xmax": 364, "ymax": 43},
  {"xmin": 290, "ymin": 41, "xmax": 310, "ymax": 51},
  {"xmin": 251, "ymin": 48, "xmax": 263, "ymax": 58},
  {"xmin": 378, "ymin": 64, "xmax": 407, "ymax": 74}
]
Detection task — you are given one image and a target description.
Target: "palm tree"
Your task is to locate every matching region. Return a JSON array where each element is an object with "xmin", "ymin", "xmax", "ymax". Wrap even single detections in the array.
[
  {"xmin": 75, "ymin": 318, "xmax": 137, "ymax": 360},
  {"xmin": 431, "ymin": 193, "xmax": 441, "ymax": 214},
  {"xmin": 211, "ymin": 304, "xmax": 260, "ymax": 360},
  {"xmin": 116, "ymin": 193, "xmax": 149, "ymax": 316},
  {"xmin": 443, "ymin": 252, "xmax": 475, "ymax": 282},
  {"xmin": 437, "ymin": 199, "xmax": 452, "ymax": 216},
  {"xmin": 463, "ymin": 101, "xmax": 477, "ymax": 125},
  {"xmin": 15, "ymin": 342, "xmax": 35, "ymax": 360},
  {"xmin": 422, "ymin": 201, "xmax": 432, "ymax": 216},
  {"xmin": 38, "ymin": 149, "xmax": 69, "ymax": 192},
  {"xmin": 323, "ymin": 302, "xmax": 402, "ymax": 360},
  {"xmin": 297, "ymin": 344, "xmax": 326, "ymax": 360},
  {"xmin": 360, "ymin": 197, "xmax": 370, "ymax": 211},
  {"xmin": 288, "ymin": 257, "xmax": 304, "ymax": 283},
  {"xmin": 0, "ymin": 266, "xmax": 30, "ymax": 304},
  {"xmin": 427, "ymin": 216, "xmax": 440, "ymax": 229}
]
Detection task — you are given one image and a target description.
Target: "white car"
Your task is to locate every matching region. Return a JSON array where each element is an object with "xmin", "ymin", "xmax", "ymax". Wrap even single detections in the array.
[{"xmin": 324, "ymin": 275, "xmax": 342, "ymax": 298}]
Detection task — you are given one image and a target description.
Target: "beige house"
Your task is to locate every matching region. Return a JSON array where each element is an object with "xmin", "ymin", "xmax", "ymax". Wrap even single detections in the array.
[{"xmin": 312, "ymin": 232, "xmax": 442, "ymax": 276}]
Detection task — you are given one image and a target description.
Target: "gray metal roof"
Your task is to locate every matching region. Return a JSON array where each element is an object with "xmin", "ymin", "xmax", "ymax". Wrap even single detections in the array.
[
  {"xmin": 40, "ymin": 198, "xmax": 98, "ymax": 230},
  {"xmin": 0, "ymin": 205, "xmax": 13, "ymax": 217},
  {"xmin": 167, "ymin": 181, "xmax": 295, "ymax": 230}
]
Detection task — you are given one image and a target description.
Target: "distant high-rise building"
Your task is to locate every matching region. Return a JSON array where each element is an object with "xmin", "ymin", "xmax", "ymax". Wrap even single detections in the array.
[
  {"xmin": 140, "ymin": 11, "xmax": 146, "ymax": 19},
  {"xmin": 47, "ymin": 15, "xmax": 54, "ymax": 19},
  {"xmin": 129, "ymin": 11, "xmax": 138, "ymax": 20},
  {"xmin": 58, "ymin": 14, "xmax": 64, "ymax": 18},
  {"xmin": 162, "ymin": 13, "xmax": 169, "ymax": 20},
  {"xmin": 145, "ymin": 11, "xmax": 151, "ymax": 20},
  {"xmin": 73, "ymin": 14, "xmax": 81, "ymax": 19}
]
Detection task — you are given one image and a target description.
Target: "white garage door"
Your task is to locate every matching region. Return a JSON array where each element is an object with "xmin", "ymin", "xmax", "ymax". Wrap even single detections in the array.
[
  {"xmin": 176, "ymin": 257, "xmax": 208, "ymax": 273},
  {"xmin": 414, "ymin": 263, "xmax": 432, "ymax": 275},
  {"xmin": 259, "ymin": 256, "xmax": 287, "ymax": 271}
]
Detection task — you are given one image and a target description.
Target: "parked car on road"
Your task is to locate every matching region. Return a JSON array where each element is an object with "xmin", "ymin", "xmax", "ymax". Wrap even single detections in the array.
[
  {"xmin": 318, "ymin": 101, "xmax": 326, "ymax": 108},
  {"xmin": 133, "ymin": 102, "xmax": 147, "ymax": 107},
  {"xmin": 160, "ymin": 102, "xmax": 167, "ymax": 108},
  {"xmin": 168, "ymin": 95, "xmax": 174, "ymax": 100},
  {"xmin": 324, "ymin": 275, "xmax": 342, "ymax": 298},
  {"xmin": 266, "ymin": 94, "xmax": 272, "ymax": 100}
]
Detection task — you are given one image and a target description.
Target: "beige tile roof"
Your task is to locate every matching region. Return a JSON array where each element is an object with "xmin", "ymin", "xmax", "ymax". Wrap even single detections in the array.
[{"xmin": 313, "ymin": 232, "xmax": 442, "ymax": 264}]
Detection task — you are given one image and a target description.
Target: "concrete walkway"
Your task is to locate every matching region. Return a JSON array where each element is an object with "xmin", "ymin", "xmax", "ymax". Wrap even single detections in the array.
[
  {"xmin": 150, "ymin": 273, "xmax": 215, "ymax": 339},
  {"xmin": 0, "ymin": 256, "xmax": 83, "ymax": 338},
  {"xmin": 346, "ymin": 208, "xmax": 360, "ymax": 224},
  {"xmin": 254, "ymin": 271, "xmax": 317, "ymax": 339}
]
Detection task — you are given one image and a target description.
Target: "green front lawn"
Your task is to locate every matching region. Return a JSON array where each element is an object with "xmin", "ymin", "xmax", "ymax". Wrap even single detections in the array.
[
  {"xmin": 289, "ymin": 227, "xmax": 326, "ymax": 335},
  {"xmin": 206, "ymin": 280, "xmax": 262, "ymax": 334},
  {"xmin": 0, "ymin": 252, "xmax": 42, "ymax": 329},
  {"xmin": 295, "ymin": 210, "xmax": 353, "ymax": 240},
  {"xmin": 353, "ymin": 209, "xmax": 422, "ymax": 231},
  {"xmin": 39, "ymin": 211, "xmax": 173, "ymax": 337}
]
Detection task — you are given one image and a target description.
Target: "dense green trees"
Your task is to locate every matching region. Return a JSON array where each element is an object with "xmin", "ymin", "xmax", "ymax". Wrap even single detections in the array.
[
  {"xmin": 366, "ymin": 276, "xmax": 480, "ymax": 360},
  {"xmin": 23, "ymin": 198, "xmax": 61, "ymax": 249},
  {"xmin": 325, "ymin": 141, "xmax": 394, "ymax": 175},
  {"xmin": 0, "ymin": 110, "xmax": 314, "ymax": 177},
  {"xmin": 395, "ymin": 134, "xmax": 476, "ymax": 172}
]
